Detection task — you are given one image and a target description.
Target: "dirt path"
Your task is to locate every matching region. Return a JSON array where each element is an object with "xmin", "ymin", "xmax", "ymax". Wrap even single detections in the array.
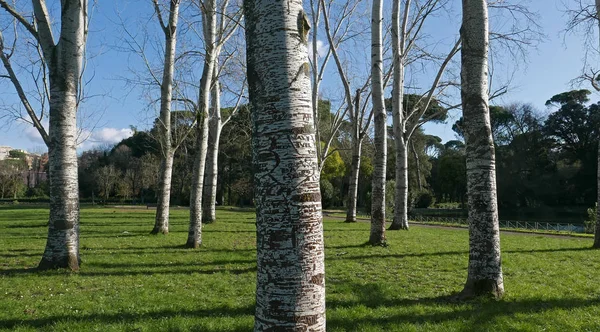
[{"xmin": 323, "ymin": 213, "xmax": 592, "ymax": 240}]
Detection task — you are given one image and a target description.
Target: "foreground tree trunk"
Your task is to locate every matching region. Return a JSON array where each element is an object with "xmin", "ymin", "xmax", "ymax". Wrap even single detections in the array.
[
  {"xmin": 245, "ymin": 0, "xmax": 326, "ymax": 330},
  {"xmin": 202, "ymin": 76, "xmax": 221, "ymax": 224},
  {"xmin": 460, "ymin": 0, "xmax": 504, "ymax": 299},
  {"xmin": 369, "ymin": 0, "xmax": 387, "ymax": 246},
  {"xmin": 186, "ymin": 0, "xmax": 217, "ymax": 248},
  {"xmin": 0, "ymin": 0, "xmax": 88, "ymax": 270},
  {"xmin": 151, "ymin": 0, "xmax": 181, "ymax": 235}
]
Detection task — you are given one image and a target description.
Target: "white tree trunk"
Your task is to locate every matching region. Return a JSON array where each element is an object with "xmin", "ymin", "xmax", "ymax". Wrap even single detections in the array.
[
  {"xmin": 37, "ymin": 0, "xmax": 87, "ymax": 271},
  {"xmin": 152, "ymin": 151, "xmax": 174, "ymax": 234},
  {"xmin": 202, "ymin": 76, "xmax": 222, "ymax": 223},
  {"xmin": 390, "ymin": 0, "xmax": 408, "ymax": 230},
  {"xmin": 390, "ymin": 140, "xmax": 409, "ymax": 230},
  {"xmin": 245, "ymin": 0, "xmax": 326, "ymax": 330},
  {"xmin": 460, "ymin": 0, "xmax": 504, "ymax": 299},
  {"xmin": 151, "ymin": 0, "xmax": 181, "ymax": 235},
  {"xmin": 594, "ymin": 141, "xmax": 600, "ymax": 248},
  {"xmin": 369, "ymin": 0, "xmax": 387, "ymax": 246},
  {"xmin": 345, "ymin": 138, "xmax": 362, "ymax": 223},
  {"xmin": 187, "ymin": 0, "xmax": 217, "ymax": 248}
]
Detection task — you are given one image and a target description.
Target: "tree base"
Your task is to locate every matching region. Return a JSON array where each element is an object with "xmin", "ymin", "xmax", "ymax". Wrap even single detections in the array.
[
  {"xmin": 344, "ymin": 218, "xmax": 357, "ymax": 223},
  {"xmin": 184, "ymin": 239, "xmax": 201, "ymax": 249},
  {"xmin": 388, "ymin": 222, "xmax": 409, "ymax": 231},
  {"xmin": 38, "ymin": 253, "xmax": 80, "ymax": 271},
  {"xmin": 150, "ymin": 226, "xmax": 169, "ymax": 235},
  {"xmin": 368, "ymin": 236, "xmax": 387, "ymax": 247},
  {"xmin": 459, "ymin": 279, "xmax": 504, "ymax": 300}
]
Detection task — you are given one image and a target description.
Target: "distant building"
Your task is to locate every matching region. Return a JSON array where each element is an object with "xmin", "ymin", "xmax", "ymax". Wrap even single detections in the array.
[
  {"xmin": 0, "ymin": 146, "xmax": 12, "ymax": 160},
  {"xmin": 0, "ymin": 146, "xmax": 48, "ymax": 188}
]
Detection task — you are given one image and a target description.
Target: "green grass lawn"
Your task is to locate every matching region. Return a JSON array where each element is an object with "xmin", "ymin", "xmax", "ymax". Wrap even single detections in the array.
[{"xmin": 1, "ymin": 206, "xmax": 600, "ymax": 331}]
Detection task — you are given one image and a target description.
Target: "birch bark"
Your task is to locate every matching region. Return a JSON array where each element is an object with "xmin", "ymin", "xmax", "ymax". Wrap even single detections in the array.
[
  {"xmin": 202, "ymin": 75, "xmax": 221, "ymax": 224},
  {"xmin": 244, "ymin": 0, "xmax": 326, "ymax": 329},
  {"xmin": 186, "ymin": 0, "xmax": 217, "ymax": 248},
  {"xmin": 460, "ymin": 0, "xmax": 504, "ymax": 299},
  {"xmin": 151, "ymin": 0, "xmax": 181, "ymax": 235},
  {"xmin": 370, "ymin": 0, "xmax": 387, "ymax": 245},
  {"xmin": 0, "ymin": 0, "xmax": 87, "ymax": 270}
]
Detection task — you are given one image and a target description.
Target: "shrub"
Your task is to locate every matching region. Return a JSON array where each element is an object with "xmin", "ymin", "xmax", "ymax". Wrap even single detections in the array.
[
  {"xmin": 320, "ymin": 179, "xmax": 335, "ymax": 209},
  {"xmin": 584, "ymin": 203, "xmax": 598, "ymax": 234},
  {"xmin": 412, "ymin": 190, "xmax": 435, "ymax": 209}
]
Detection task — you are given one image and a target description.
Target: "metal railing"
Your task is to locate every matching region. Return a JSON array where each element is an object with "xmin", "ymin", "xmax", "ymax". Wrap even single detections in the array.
[{"xmin": 409, "ymin": 215, "xmax": 585, "ymax": 234}]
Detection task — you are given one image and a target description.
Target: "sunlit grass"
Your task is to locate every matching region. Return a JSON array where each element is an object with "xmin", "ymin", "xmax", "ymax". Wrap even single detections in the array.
[{"xmin": 1, "ymin": 206, "xmax": 600, "ymax": 331}]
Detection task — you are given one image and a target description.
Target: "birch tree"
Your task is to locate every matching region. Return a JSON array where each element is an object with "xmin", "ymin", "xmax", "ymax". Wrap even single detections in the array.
[
  {"xmin": 244, "ymin": 0, "xmax": 326, "ymax": 329},
  {"xmin": 201, "ymin": 2, "xmax": 245, "ymax": 224},
  {"xmin": 459, "ymin": 0, "xmax": 504, "ymax": 299},
  {"xmin": 319, "ymin": 0, "xmax": 380, "ymax": 223},
  {"xmin": 0, "ymin": 0, "xmax": 88, "ymax": 270},
  {"xmin": 185, "ymin": 0, "xmax": 218, "ymax": 248},
  {"xmin": 370, "ymin": 0, "xmax": 387, "ymax": 245},
  {"xmin": 149, "ymin": 0, "xmax": 183, "ymax": 235},
  {"xmin": 388, "ymin": 0, "xmax": 460, "ymax": 231}
]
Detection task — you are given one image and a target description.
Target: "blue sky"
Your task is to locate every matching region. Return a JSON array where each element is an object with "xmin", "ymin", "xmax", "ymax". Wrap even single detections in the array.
[{"xmin": 0, "ymin": 0, "xmax": 593, "ymax": 151}]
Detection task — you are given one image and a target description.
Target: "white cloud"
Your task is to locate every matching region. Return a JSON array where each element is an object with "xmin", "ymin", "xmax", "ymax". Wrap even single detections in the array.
[
  {"xmin": 308, "ymin": 39, "xmax": 328, "ymax": 59},
  {"xmin": 24, "ymin": 123, "xmax": 47, "ymax": 145},
  {"xmin": 78, "ymin": 127, "xmax": 134, "ymax": 151}
]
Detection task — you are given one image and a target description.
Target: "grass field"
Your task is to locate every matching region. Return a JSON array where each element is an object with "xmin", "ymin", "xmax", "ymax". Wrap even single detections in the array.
[{"xmin": 1, "ymin": 206, "xmax": 600, "ymax": 331}]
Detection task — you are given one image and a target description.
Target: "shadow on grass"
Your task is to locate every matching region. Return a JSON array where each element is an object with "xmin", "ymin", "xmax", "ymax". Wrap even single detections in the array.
[
  {"xmin": 327, "ymin": 282, "xmax": 600, "ymax": 330},
  {"xmin": 5, "ymin": 223, "xmax": 48, "ymax": 229},
  {"xmin": 0, "ymin": 305, "xmax": 255, "ymax": 331},
  {"xmin": 88, "ymin": 258, "xmax": 255, "ymax": 269},
  {"xmin": 78, "ymin": 266, "xmax": 257, "ymax": 277}
]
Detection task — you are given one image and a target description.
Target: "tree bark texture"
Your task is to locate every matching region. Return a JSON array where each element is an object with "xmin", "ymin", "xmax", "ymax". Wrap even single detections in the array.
[
  {"xmin": 345, "ymin": 139, "xmax": 362, "ymax": 223},
  {"xmin": 390, "ymin": 141, "xmax": 409, "ymax": 230},
  {"xmin": 151, "ymin": 0, "xmax": 181, "ymax": 235},
  {"xmin": 37, "ymin": 0, "xmax": 87, "ymax": 271},
  {"xmin": 460, "ymin": 0, "xmax": 504, "ymax": 299},
  {"xmin": 369, "ymin": 0, "xmax": 387, "ymax": 246},
  {"xmin": 187, "ymin": 0, "xmax": 217, "ymax": 248},
  {"xmin": 244, "ymin": 0, "xmax": 326, "ymax": 330},
  {"xmin": 152, "ymin": 151, "xmax": 175, "ymax": 234},
  {"xmin": 390, "ymin": 0, "xmax": 409, "ymax": 231},
  {"xmin": 202, "ymin": 75, "xmax": 222, "ymax": 224}
]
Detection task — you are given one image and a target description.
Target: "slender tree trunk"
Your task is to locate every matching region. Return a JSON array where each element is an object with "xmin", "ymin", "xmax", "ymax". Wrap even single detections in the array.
[
  {"xmin": 151, "ymin": 151, "xmax": 174, "ymax": 234},
  {"xmin": 592, "ymin": 0, "xmax": 600, "ymax": 249},
  {"xmin": 390, "ymin": 141, "xmax": 409, "ymax": 230},
  {"xmin": 460, "ymin": 0, "xmax": 504, "ymax": 299},
  {"xmin": 370, "ymin": 0, "xmax": 387, "ymax": 246},
  {"xmin": 345, "ymin": 90, "xmax": 362, "ymax": 223},
  {"xmin": 245, "ymin": 0, "xmax": 326, "ymax": 330},
  {"xmin": 186, "ymin": 0, "xmax": 217, "ymax": 248},
  {"xmin": 202, "ymin": 75, "xmax": 222, "ymax": 224},
  {"xmin": 594, "ymin": 142, "xmax": 600, "ymax": 248},
  {"xmin": 345, "ymin": 138, "xmax": 362, "ymax": 222},
  {"xmin": 412, "ymin": 141, "xmax": 423, "ymax": 190},
  {"xmin": 390, "ymin": 0, "xmax": 409, "ymax": 231},
  {"xmin": 151, "ymin": 0, "xmax": 181, "ymax": 235}
]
